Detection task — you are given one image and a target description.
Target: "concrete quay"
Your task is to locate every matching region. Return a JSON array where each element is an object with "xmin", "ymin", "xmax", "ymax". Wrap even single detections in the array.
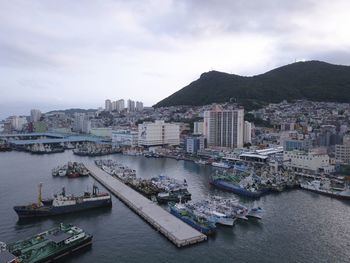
[{"xmin": 85, "ymin": 163, "xmax": 207, "ymax": 248}]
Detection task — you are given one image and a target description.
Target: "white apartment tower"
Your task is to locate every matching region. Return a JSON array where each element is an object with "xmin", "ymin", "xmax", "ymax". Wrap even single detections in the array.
[
  {"xmin": 244, "ymin": 121, "xmax": 252, "ymax": 144},
  {"xmin": 127, "ymin": 99, "xmax": 136, "ymax": 112},
  {"xmin": 116, "ymin": 99, "xmax": 125, "ymax": 112},
  {"xmin": 136, "ymin": 101, "xmax": 144, "ymax": 112},
  {"xmin": 105, "ymin": 99, "xmax": 112, "ymax": 111},
  {"xmin": 203, "ymin": 106, "xmax": 244, "ymax": 148},
  {"xmin": 30, "ymin": 109, "xmax": 42, "ymax": 122}
]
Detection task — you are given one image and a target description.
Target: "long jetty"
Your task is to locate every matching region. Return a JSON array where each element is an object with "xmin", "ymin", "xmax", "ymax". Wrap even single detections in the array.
[{"xmin": 85, "ymin": 163, "xmax": 207, "ymax": 248}]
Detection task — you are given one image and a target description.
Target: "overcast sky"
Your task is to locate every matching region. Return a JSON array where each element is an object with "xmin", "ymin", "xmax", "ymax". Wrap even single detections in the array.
[{"xmin": 1, "ymin": 0, "xmax": 350, "ymax": 119}]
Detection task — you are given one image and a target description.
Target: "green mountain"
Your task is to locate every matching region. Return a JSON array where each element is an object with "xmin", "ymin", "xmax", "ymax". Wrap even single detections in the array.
[{"xmin": 154, "ymin": 61, "xmax": 350, "ymax": 109}]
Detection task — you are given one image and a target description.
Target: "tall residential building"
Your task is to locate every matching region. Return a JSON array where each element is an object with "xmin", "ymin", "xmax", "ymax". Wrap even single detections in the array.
[
  {"xmin": 116, "ymin": 99, "xmax": 125, "ymax": 112},
  {"xmin": 136, "ymin": 101, "xmax": 144, "ymax": 112},
  {"xmin": 30, "ymin": 109, "xmax": 42, "ymax": 122},
  {"xmin": 127, "ymin": 99, "xmax": 136, "ymax": 112},
  {"xmin": 138, "ymin": 120, "xmax": 180, "ymax": 146},
  {"xmin": 243, "ymin": 121, "xmax": 252, "ymax": 144},
  {"xmin": 105, "ymin": 99, "xmax": 112, "ymax": 111},
  {"xmin": 203, "ymin": 106, "xmax": 244, "ymax": 148},
  {"xmin": 111, "ymin": 101, "xmax": 117, "ymax": 111},
  {"xmin": 10, "ymin": 116, "xmax": 27, "ymax": 131},
  {"xmin": 73, "ymin": 113, "xmax": 90, "ymax": 133}
]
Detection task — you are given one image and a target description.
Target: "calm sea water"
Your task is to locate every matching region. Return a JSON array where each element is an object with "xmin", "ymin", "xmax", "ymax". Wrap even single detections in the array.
[{"xmin": 0, "ymin": 151, "xmax": 349, "ymax": 263}]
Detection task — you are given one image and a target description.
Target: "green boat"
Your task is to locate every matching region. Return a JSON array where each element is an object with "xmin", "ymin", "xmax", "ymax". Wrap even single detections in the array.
[{"xmin": 0, "ymin": 223, "xmax": 92, "ymax": 263}]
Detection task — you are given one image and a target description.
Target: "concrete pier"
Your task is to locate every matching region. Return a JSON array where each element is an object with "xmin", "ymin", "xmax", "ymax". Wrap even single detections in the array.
[{"xmin": 85, "ymin": 163, "xmax": 207, "ymax": 248}]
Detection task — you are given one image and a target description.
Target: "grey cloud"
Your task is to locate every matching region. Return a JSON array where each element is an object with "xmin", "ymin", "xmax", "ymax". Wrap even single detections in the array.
[{"xmin": 0, "ymin": 43, "xmax": 58, "ymax": 68}]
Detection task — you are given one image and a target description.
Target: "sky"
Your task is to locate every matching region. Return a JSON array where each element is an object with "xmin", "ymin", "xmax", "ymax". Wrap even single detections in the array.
[{"xmin": 1, "ymin": 0, "xmax": 350, "ymax": 120}]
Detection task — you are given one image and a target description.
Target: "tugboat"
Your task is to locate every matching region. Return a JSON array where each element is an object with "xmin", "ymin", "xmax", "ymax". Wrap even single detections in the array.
[
  {"xmin": 14, "ymin": 183, "xmax": 112, "ymax": 219},
  {"xmin": 0, "ymin": 223, "xmax": 92, "ymax": 263}
]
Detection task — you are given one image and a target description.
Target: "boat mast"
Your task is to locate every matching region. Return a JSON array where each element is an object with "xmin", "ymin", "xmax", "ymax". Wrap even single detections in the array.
[{"xmin": 38, "ymin": 183, "xmax": 43, "ymax": 205}]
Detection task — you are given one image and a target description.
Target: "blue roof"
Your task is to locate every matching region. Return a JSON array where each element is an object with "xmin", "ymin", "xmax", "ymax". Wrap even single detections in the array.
[
  {"xmin": 0, "ymin": 132, "xmax": 66, "ymax": 138},
  {"xmin": 8, "ymin": 135, "xmax": 106, "ymax": 145}
]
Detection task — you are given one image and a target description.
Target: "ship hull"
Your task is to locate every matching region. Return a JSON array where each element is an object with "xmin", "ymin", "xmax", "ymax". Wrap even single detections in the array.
[
  {"xmin": 14, "ymin": 198, "xmax": 112, "ymax": 219},
  {"xmin": 300, "ymin": 185, "xmax": 350, "ymax": 200},
  {"xmin": 210, "ymin": 179, "xmax": 264, "ymax": 198},
  {"xmin": 170, "ymin": 207, "xmax": 215, "ymax": 235},
  {"xmin": 37, "ymin": 235, "xmax": 93, "ymax": 263}
]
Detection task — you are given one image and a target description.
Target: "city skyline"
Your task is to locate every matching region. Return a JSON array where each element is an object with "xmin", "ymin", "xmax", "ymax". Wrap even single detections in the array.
[{"xmin": 2, "ymin": 0, "xmax": 350, "ymax": 119}]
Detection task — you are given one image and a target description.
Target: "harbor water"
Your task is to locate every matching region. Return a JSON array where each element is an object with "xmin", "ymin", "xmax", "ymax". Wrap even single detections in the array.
[{"xmin": 0, "ymin": 151, "xmax": 349, "ymax": 263}]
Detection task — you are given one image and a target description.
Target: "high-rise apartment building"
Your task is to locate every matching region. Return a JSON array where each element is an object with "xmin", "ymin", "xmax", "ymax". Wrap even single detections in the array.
[
  {"xmin": 105, "ymin": 99, "xmax": 112, "ymax": 111},
  {"xmin": 136, "ymin": 101, "xmax": 144, "ymax": 111},
  {"xmin": 203, "ymin": 106, "xmax": 244, "ymax": 148},
  {"xmin": 116, "ymin": 99, "xmax": 125, "ymax": 112},
  {"xmin": 30, "ymin": 109, "xmax": 42, "ymax": 122},
  {"xmin": 243, "ymin": 121, "xmax": 252, "ymax": 144},
  {"xmin": 127, "ymin": 99, "xmax": 136, "ymax": 112}
]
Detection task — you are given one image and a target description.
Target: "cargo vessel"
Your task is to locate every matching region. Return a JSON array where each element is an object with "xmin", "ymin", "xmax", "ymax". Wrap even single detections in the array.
[
  {"xmin": 0, "ymin": 223, "xmax": 92, "ymax": 263},
  {"xmin": 14, "ymin": 184, "xmax": 112, "ymax": 219}
]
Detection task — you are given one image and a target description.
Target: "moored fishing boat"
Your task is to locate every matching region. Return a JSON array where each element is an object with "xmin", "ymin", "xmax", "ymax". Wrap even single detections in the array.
[{"xmin": 300, "ymin": 178, "xmax": 350, "ymax": 200}]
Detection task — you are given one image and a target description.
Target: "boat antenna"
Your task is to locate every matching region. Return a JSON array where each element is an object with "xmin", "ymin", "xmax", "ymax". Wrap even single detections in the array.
[{"xmin": 38, "ymin": 183, "xmax": 43, "ymax": 205}]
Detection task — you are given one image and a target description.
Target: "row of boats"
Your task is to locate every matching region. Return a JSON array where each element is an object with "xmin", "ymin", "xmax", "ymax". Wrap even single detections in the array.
[
  {"xmin": 169, "ymin": 196, "xmax": 263, "ymax": 235},
  {"xmin": 52, "ymin": 162, "xmax": 90, "ymax": 178},
  {"xmin": 73, "ymin": 143, "xmax": 121, "ymax": 156},
  {"xmin": 95, "ymin": 159, "xmax": 192, "ymax": 204},
  {"xmin": 209, "ymin": 164, "xmax": 299, "ymax": 198}
]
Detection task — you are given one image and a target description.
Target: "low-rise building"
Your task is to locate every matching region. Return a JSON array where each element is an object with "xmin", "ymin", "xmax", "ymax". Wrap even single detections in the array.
[
  {"xmin": 112, "ymin": 130, "xmax": 138, "ymax": 147},
  {"xmin": 138, "ymin": 120, "xmax": 180, "ymax": 147},
  {"xmin": 90, "ymin": 127, "xmax": 112, "ymax": 138},
  {"xmin": 185, "ymin": 136, "xmax": 206, "ymax": 154},
  {"xmin": 283, "ymin": 150, "xmax": 334, "ymax": 173}
]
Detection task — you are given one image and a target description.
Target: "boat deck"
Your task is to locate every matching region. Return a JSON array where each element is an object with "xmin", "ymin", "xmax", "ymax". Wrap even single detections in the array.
[{"xmin": 85, "ymin": 163, "xmax": 207, "ymax": 248}]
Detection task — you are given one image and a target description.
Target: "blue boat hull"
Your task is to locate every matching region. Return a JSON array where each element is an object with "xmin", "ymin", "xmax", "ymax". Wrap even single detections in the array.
[
  {"xmin": 210, "ymin": 179, "xmax": 265, "ymax": 198},
  {"xmin": 170, "ymin": 207, "xmax": 215, "ymax": 235}
]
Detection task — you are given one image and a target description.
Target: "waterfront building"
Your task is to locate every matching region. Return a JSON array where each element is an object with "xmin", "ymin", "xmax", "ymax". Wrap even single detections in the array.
[
  {"xmin": 30, "ymin": 109, "xmax": 42, "ymax": 122},
  {"xmin": 283, "ymin": 150, "xmax": 334, "ymax": 173},
  {"xmin": 243, "ymin": 121, "xmax": 252, "ymax": 144},
  {"xmin": 112, "ymin": 130, "xmax": 138, "ymax": 146},
  {"xmin": 185, "ymin": 136, "xmax": 206, "ymax": 154},
  {"xmin": 105, "ymin": 99, "xmax": 112, "ymax": 111},
  {"xmin": 203, "ymin": 106, "xmax": 244, "ymax": 148},
  {"xmin": 90, "ymin": 127, "xmax": 112, "ymax": 137},
  {"xmin": 138, "ymin": 120, "xmax": 180, "ymax": 147},
  {"xmin": 193, "ymin": 121, "xmax": 204, "ymax": 135}
]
